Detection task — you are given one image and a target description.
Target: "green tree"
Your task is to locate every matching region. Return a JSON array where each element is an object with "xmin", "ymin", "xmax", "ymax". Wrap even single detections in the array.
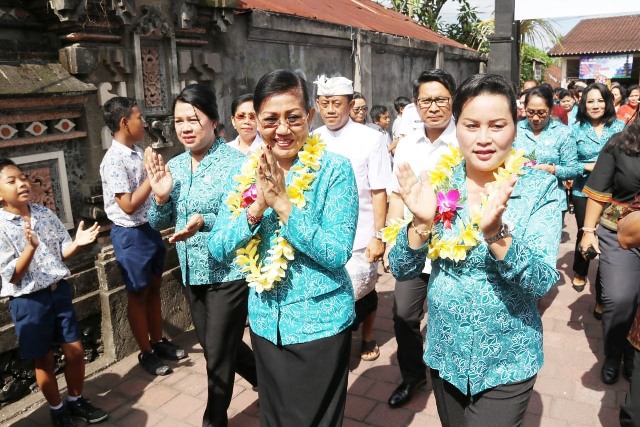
[
  {"xmin": 389, "ymin": 0, "xmax": 451, "ymax": 31},
  {"xmin": 440, "ymin": 0, "xmax": 485, "ymax": 51},
  {"xmin": 520, "ymin": 43, "xmax": 554, "ymax": 85}
]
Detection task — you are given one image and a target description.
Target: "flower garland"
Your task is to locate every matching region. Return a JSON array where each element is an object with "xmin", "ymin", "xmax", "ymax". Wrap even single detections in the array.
[
  {"xmin": 227, "ymin": 134, "xmax": 325, "ymax": 293},
  {"xmin": 382, "ymin": 145, "xmax": 528, "ymax": 262}
]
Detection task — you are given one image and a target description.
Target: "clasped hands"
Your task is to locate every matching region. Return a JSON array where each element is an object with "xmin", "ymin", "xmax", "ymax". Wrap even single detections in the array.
[
  {"xmin": 395, "ymin": 163, "xmax": 517, "ymax": 242},
  {"xmin": 246, "ymin": 144, "xmax": 293, "ymax": 222}
]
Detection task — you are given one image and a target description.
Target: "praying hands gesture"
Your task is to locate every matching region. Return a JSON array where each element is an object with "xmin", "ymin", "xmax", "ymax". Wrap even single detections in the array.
[
  {"xmin": 250, "ymin": 144, "xmax": 292, "ymax": 223},
  {"xmin": 23, "ymin": 219, "xmax": 39, "ymax": 248}
]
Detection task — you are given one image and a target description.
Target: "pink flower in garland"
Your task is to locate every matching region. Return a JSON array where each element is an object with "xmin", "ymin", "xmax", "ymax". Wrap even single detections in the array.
[
  {"xmin": 434, "ymin": 189, "xmax": 462, "ymax": 229},
  {"xmin": 240, "ymin": 184, "xmax": 258, "ymax": 208},
  {"xmin": 524, "ymin": 160, "xmax": 537, "ymax": 167}
]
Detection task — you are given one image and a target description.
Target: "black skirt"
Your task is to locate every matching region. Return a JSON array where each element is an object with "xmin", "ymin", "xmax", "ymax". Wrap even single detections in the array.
[{"xmin": 250, "ymin": 328, "xmax": 351, "ymax": 427}]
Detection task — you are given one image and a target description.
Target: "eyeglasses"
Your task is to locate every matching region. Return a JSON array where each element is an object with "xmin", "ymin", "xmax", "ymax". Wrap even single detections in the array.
[
  {"xmin": 351, "ymin": 106, "xmax": 368, "ymax": 113},
  {"xmin": 525, "ymin": 109, "xmax": 549, "ymax": 118},
  {"xmin": 234, "ymin": 113, "xmax": 257, "ymax": 122},
  {"xmin": 416, "ymin": 97, "xmax": 450, "ymax": 108},
  {"xmin": 259, "ymin": 114, "xmax": 308, "ymax": 130}
]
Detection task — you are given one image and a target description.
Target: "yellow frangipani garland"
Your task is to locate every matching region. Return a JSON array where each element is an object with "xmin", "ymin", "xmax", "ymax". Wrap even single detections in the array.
[
  {"xmin": 227, "ymin": 134, "xmax": 325, "ymax": 293},
  {"xmin": 382, "ymin": 145, "xmax": 528, "ymax": 262}
]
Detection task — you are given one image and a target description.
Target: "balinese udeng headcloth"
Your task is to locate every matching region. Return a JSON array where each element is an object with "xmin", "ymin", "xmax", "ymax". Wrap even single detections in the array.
[{"xmin": 313, "ymin": 75, "xmax": 354, "ymax": 96}]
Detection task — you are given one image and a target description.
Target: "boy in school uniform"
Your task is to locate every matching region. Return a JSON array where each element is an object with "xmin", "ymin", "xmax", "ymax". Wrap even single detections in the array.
[
  {"xmin": 100, "ymin": 97, "xmax": 186, "ymax": 377},
  {"xmin": 0, "ymin": 158, "xmax": 107, "ymax": 426}
]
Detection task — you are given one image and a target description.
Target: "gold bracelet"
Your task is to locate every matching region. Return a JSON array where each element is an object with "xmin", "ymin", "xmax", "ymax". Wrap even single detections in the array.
[{"xmin": 411, "ymin": 220, "xmax": 431, "ymax": 238}]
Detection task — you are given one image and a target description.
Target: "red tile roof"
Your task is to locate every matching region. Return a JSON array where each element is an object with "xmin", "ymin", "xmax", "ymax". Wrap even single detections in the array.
[
  {"xmin": 236, "ymin": 0, "xmax": 475, "ymax": 51},
  {"xmin": 549, "ymin": 14, "xmax": 640, "ymax": 56}
]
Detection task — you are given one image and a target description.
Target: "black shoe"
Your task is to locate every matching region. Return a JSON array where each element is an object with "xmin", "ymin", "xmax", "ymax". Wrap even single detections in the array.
[
  {"xmin": 152, "ymin": 338, "xmax": 187, "ymax": 361},
  {"xmin": 602, "ymin": 357, "xmax": 620, "ymax": 384},
  {"xmin": 388, "ymin": 379, "xmax": 427, "ymax": 408},
  {"xmin": 50, "ymin": 405, "xmax": 75, "ymax": 427},
  {"xmin": 67, "ymin": 396, "xmax": 108, "ymax": 424},
  {"xmin": 138, "ymin": 350, "xmax": 172, "ymax": 376}
]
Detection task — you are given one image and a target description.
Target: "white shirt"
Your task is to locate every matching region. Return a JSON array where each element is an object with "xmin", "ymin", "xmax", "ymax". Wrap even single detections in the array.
[
  {"xmin": 396, "ymin": 103, "xmax": 423, "ymax": 137},
  {"xmin": 390, "ymin": 119, "xmax": 458, "ymax": 193},
  {"xmin": 100, "ymin": 140, "xmax": 151, "ymax": 227},
  {"xmin": 390, "ymin": 119, "xmax": 458, "ymax": 274},
  {"xmin": 314, "ymin": 119, "xmax": 393, "ymax": 250},
  {"xmin": 227, "ymin": 133, "xmax": 263, "ymax": 155}
]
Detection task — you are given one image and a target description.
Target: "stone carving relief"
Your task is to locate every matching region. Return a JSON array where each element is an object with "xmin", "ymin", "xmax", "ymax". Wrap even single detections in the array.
[
  {"xmin": 26, "ymin": 167, "xmax": 56, "ymax": 212},
  {"xmin": 211, "ymin": 8, "xmax": 233, "ymax": 33},
  {"xmin": 134, "ymin": 5, "xmax": 172, "ymax": 37},
  {"xmin": 172, "ymin": 1, "xmax": 198, "ymax": 29},
  {"xmin": 141, "ymin": 46, "xmax": 164, "ymax": 109}
]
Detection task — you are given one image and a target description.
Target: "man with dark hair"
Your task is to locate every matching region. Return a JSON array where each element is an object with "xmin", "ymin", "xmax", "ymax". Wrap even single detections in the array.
[
  {"xmin": 386, "ymin": 69, "xmax": 459, "ymax": 408},
  {"xmin": 313, "ymin": 75, "xmax": 392, "ymax": 363},
  {"xmin": 350, "ymin": 92, "xmax": 368, "ymax": 124}
]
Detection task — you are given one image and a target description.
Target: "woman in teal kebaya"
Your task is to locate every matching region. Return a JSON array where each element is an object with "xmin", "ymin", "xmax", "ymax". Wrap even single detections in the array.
[
  {"xmin": 209, "ymin": 70, "xmax": 358, "ymax": 427},
  {"xmin": 514, "ymin": 84, "xmax": 580, "ymax": 211},
  {"xmin": 570, "ymin": 83, "xmax": 624, "ymax": 297},
  {"xmin": 146, "ymin": 84, "xmax": 257, "ymax": 427},
  {"xmin": 389, "ymin": 74, "xmax": 562, "ymax": 427}
]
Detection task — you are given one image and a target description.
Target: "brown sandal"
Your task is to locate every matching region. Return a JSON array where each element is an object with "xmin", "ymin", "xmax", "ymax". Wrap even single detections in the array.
[{"xmin": 361, "ymin": 340, "xmax": 380, "ymax": 361}]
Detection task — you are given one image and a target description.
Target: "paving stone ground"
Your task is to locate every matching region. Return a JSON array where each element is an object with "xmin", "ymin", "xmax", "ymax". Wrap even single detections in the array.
[{"xmin": 3, "ymin": 216, "xmax": 626, "ymax": 426}]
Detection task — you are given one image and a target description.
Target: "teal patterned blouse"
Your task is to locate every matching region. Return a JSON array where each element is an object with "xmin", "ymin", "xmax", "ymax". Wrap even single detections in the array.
[
  {"xmin": 571, "ymin": 119, "xmax": 624, "ymax": 198},
  {"xmin": 514, "ymin": 119, "xmax": 580, "ymax": 208},
  {"xmin": 209, "ymin": 151, "xmax": 358, "ymax": 345},
  {"xmin": 148, "ymin": 142, "xmax": 246, "ymax": 285},
  {"xmin": 389, "ymin": 164, "xmax": 562, "ymax": 395}
]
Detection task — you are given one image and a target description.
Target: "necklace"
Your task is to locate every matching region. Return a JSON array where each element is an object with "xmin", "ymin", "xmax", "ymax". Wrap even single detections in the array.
[
  {"xmin": 382, "ymin": 145, "xmax": 527, "ymax": 262},
  {"xmin": 227, "ymin": 134, "xmax": 325, "ymax": 292}
]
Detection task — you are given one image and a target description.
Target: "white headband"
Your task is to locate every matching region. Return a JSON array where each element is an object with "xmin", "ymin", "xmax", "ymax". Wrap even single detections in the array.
[{"xmin": 314, "ymin": 75, "xmax": 354, "ymax": 96}]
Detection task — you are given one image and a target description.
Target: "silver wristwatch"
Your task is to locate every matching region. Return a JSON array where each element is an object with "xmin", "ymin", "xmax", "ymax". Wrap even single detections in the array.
[
  {"xmin": 373, "ymin": 230, "xmax": 384, "ymax": 240},
  {"xmin": 484, "ymin": 223, "xmax": 511, "ymax": 244}
]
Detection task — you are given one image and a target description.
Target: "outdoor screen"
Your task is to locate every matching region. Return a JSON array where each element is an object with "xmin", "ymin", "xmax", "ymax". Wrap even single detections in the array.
[{"xmin": 579, "ymin": 54, "xmax": 633, "ymax": 79}]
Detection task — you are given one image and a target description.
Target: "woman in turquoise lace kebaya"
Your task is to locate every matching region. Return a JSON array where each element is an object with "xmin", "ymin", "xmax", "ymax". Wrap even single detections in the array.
[
  {"xmin": 209, "ymin": 70, "xmax": 358, "ymax": 427},
  {"xmin": 389, "ymin": 74, "xmax": 562, "ymax": 427},
  {"xmin": 514, "ymin": 84, "xmax": 580, "ymax": 212}
]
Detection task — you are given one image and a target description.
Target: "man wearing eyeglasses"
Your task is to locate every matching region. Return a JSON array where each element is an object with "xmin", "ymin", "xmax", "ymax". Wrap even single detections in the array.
[
  {"xmin": 313, "ymin": 75, "xmax": 392, "ymax": 363},
  {"xmin": 386, "ymin": 69, "xmax": 459, "ymax": 409},
  {"xmin": 350, "ymin": 92, "xmax": 369, "ymax": 124}
]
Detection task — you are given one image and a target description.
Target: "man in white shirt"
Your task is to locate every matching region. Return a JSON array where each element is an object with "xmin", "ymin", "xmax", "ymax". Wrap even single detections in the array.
[
  {"xmin": 313, "ymin": 75, "xmax": 393, "ymax": 362},
  {"xmin": 386, "ymin": 69, "xmax": 459, "ymax": 408}
]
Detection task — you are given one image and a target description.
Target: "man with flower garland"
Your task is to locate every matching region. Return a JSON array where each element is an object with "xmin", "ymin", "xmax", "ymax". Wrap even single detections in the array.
[
  {"xmin": 313, "ymin": 75, "xmax": 393, "ymax": 362},
  {"xmin": 385, "ymin": 69, "xmax": 459, "ymax": 408}
]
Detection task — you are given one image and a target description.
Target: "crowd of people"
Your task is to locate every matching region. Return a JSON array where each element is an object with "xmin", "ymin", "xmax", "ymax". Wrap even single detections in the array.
[{"xmin": 2, "ymin": 68, "xmax": 640, "ymax": 427}]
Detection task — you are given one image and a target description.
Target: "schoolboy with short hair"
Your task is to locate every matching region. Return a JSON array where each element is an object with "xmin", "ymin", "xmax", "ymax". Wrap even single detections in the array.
[
  {"xmin": 100, "ymin": 97, "xmax": 186, "ymax": 377},
  {"xmin": 0, "ymin": 158, "xmax": 107, "ymax": 427}
]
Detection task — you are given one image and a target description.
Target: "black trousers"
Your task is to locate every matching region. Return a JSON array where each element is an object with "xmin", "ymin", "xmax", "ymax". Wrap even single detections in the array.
[
  {"xmin": 185, "ymin": 280, "xmax": 257, "ymax": 427},
  {"xmin": 431, "ymin": 369, "xmax": 536, "ymax": 427},
  {"xmin": 392, "ymin": 273, "xmax": 429, "ymax": 384},
  {"xmin": 251, "ymin": 328, "xmax": 351, "ymax": 427},
  {"xmin": 621, "ymin": 347, "xmax": 640, "ymax": 426},
  {"xmin": 597, "ymin": 227, "xmax": 640, "ymax": 360}
]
